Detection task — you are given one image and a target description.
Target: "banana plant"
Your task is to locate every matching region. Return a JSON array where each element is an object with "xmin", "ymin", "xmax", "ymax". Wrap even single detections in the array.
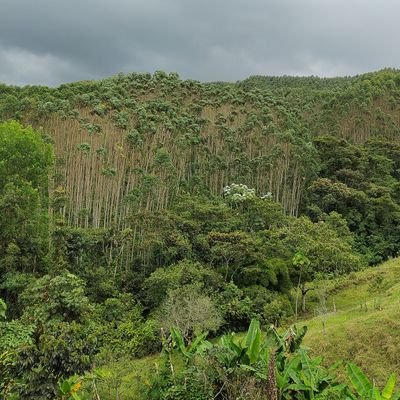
[
  {"xmin": 347, "ymin": 363, "xmax": 400, "ymax": 400},
  {"xmin": 218, "ymin": 319, "xmax": 268, "ymax": 368},
  {"xmin": 241, "ymin": 318, "xmax": 263, "ymax": 365},
  {"xmin": 169, "ymin": 327, "xmax": 212, "ymax": 363},
  {"xmin": 57, "ymin": 376, "xmax": 85, "ymax": 400},
  {"xmin": 267, "ymin": 324, "xmax": 308, "ymax": 371},
  {"xmin": 275, "ymin": 349, "xmax": 350, "ymax": 399},
  {"xmin": 215, "ymin": 319, "xmax": 272, "ymax": 384}
]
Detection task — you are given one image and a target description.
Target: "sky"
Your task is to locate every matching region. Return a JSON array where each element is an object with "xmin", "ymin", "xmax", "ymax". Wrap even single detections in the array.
[{"xmin": 0, "ymin": 0, "xmax": 399, "ymax": 86}]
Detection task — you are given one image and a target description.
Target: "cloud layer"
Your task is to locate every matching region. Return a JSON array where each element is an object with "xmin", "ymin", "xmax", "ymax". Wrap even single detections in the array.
[{"xmin": 1, "ymin": 0, "xmax": 400, "ymax": 86}]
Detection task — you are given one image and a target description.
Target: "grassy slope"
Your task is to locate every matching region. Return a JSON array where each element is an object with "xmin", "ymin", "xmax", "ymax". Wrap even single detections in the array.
[
  {"xmin": 89, "ymin": 258, "xmax": 400, "ymax": 398},
  {"xmin": 303, "ymin": 257, "xmax": 400, "ymax": 386}
]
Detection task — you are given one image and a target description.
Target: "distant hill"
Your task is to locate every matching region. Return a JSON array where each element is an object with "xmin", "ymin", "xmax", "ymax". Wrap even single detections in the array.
[{"xmin": 1, "ymin": 68, "xmax": 400, "ymax": 240}]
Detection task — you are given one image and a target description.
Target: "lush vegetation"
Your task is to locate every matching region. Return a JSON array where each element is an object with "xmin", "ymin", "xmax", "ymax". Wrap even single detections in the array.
[
  {"xmin": 55, "ymin": 258, "xmax": 400, "ymax": 399},
  {"xmin": 2, "ymin": 69, "xmax": 400, "ymax": 398}
]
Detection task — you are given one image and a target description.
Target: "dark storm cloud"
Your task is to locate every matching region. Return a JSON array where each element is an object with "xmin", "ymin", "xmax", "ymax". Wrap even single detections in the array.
[{"xmin": 0, "ymin": 0, "xmax": 399, "ymax": 86}]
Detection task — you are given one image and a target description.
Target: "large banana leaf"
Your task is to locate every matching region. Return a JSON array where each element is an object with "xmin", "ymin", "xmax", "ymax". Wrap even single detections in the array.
[
  {"xmin": 347, "ymin": 363, "xmax": 373, "ymax": 399},
  {"xmin": 244, "ymin": 319, "xmax": 261, "ymax": 365},
  {"xmin": 221, "ymin": 333, "xmax": 243, "ymax": 356},
  {"xmin": 170, "ymin": 327, "xmax": 190, "ymax": 359},
  {"xmin": 299, "ymin": 349, "xmax": 319, "ymax": 392},
  {"xmin": 219, "ymin": 334, "xmax": 245, "ymax": 368},
  {"xmin": 382, "ymin": 373, "xmax": 396, "ymax": 400},
  {"xmin": 288, "ymin": 325, "xmax": 308, "ymax": 353},
  {"xmin": 276, "ymin": 354, "xmax": 302, "ymax": 394},
  {"xmin": 188, "ymin": 331, "xmax": 211, "ymax": 356}
]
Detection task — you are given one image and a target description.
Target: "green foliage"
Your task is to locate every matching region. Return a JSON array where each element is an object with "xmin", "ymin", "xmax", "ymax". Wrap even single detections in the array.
[
  {"xmin": 243, "ymin": 319, "xmax": 262, "ymax": 365},
  {"xmin": 215, "ymin": 282, "xmax": 254, "ymax": 330},
  {"xmin": 0, "ymin": 121, "xmax": 52, "ymax": 276},
  {"xmin": 57, "ymin": 375, "xmax": 85, "ymax": 400},
  {"xmin": 0, "ymin": 320, "xmax": 34, "ymax": 353},
  {"xmin": 262, "ymin": 292, "xmax": 293, "ymax": 325},
  {"xmin": 0, "ymin": 273, "xmax": 95, "ymax": 399},
  {"xmin": 20, "ymin": 271, "xmax": 91, "ymax": 324},
  {"xmin": 95, "ymin": 294, "xmax": 158, "ymax": 358},
  {"xmin": 0, "ymin": 272, "xmax": 35, "ymax": 318},
  {"xmin": 4, "ymin": 71, "xmax": 400, "ymax": 398},
  {"xmin": 0, "ymin": 351, "xmax": 18, "ymax": 399},
  {"xmin": 269, "ymin": 216, "xmax": 363, "ymax": 278},
  {"xmin": 147, "ymin": 319, "xmax": 359, "ymax": 400},
  {"xmin": 0, "ymin": 180, "xmax": 48, "ymax": 273},
  {"xmin": 308, "ymin": 136, "xmax": 400, "ymax": 264},
  {"xmin": 347, "ymin": 363, "xmax": 400, "ymax": 400},
  {"xmin": 0, "ymin": 121, "xmax": 53, "ymax": 192},
  {"xmin": 142, "ymin": 260, "xmax": 223, "ymax": 309},
  {"xmin": 215, "ymin": 319, "xmax": 266, "ymax": 368},
  {"xmin": 0, "ymin": 299, "xmax": 6, "ymax": 320},
  {"xmin": 11, "ymin": 321, "xmax": 97, "ymax": 399},
  {"xmin": 168, "ymin": 327, "xmax": 212, "ymax": 363}
]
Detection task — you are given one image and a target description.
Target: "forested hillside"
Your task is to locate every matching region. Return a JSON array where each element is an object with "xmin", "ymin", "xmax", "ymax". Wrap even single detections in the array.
[{"xmin": 2, "ymin": 69, "xmax": 400, "ymax": 398}]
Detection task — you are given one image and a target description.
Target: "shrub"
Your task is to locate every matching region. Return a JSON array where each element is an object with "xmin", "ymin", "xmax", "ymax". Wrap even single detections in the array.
[{"xmin": 156, "ymin": 285, "xmax": 223, "ymax": 341}]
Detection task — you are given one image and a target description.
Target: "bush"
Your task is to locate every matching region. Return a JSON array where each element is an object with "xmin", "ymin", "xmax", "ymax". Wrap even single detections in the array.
[
  {"xmin": 10, "ymin": 321, "xmax": 97, "ymax": 399},
  {"xmin": 20, "ymin": 271, "xmax": 92, "ymax": 324},
  {"xmin": 262, "ymin": 293, "xmax": 293, "ymax": 326},
  {"xmin": 95, "ymin": 294, "xmax": 158, "ymax": 358},
  {"xmin": 156, "ymin": 285, "xmax": 223, "ymax": 341},
  {"xmin": 142, "ymin": 260, "xmax": 223, "ymax": 309},
  {"xmin": 215, "ymin": 282, "xmax": 254, "ymax": 331}
]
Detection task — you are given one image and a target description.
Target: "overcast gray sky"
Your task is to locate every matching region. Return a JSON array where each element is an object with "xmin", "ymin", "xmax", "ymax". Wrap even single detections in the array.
[{"xmin": 0, "ymin": 0, "xmax": 399, "ymax": 86}]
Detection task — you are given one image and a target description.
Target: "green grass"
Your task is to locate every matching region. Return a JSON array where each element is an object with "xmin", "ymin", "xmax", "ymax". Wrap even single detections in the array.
[
  {"xmin": 302, "ymin": 258, "xmax": 400, "ymax": 387},
  {"xmin": 83, "ymin": 351, "xmax": 186, "ymax": 399},
  {"xmin": 83, "ymin": 353, "xmax": 162, "ymax": 399},
  {"xmin": 88, "ymin": 258, "xmax": 400, "ymax": 398}
]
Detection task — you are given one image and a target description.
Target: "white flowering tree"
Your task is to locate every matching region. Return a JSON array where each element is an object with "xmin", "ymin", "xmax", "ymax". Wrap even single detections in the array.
[{"xmin": 223, "ymin": 183, "xmax": 272, "ymax": 204}]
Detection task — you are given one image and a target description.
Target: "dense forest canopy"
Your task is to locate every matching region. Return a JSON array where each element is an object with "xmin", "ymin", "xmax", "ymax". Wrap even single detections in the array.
[{"xmin": 2, "ymin": 69, "xmax": 400, "ymax": 398}]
